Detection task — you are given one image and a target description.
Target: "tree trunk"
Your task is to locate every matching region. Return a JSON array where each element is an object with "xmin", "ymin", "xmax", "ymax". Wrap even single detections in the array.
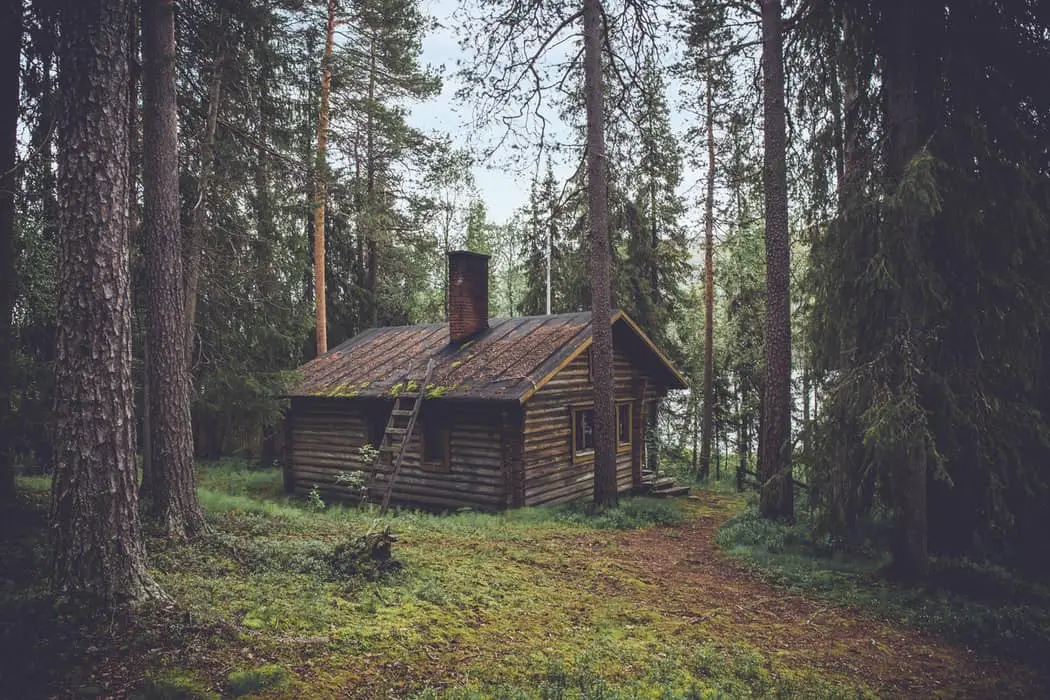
[
  {"xmin": 883, "ymin": 0, "xmax": 928, "ymax": 579},
  {"xmin": 839, "ymin": 12, "xmax": 863, "ymax": 207},
  {"xmin": 0, "ymin": 0, "xmax": 20, "ymax": 503},
  {"xmin": 50, "ymin": 0, "xmax": 164, "ymax": 605},
  {"xmin": 140, "ymin": 0, "xmax": 204, "ymax": 539},
  {"xmin": 700, "ymin": 67, "xmax": 716, "ymax": 482},
  {"xmin": 647, "ymin": 401, "xmax": 660, "ymax": 474},
  {"xmin": 312, "ymin": 0, "xmax": 335, "ymax": 354},
  {"xmin": 758, "ymin": 0, "xmax": 793, "ymax": 521},
  {"xmin": 737, "ymin": 393, "xmax": 746, "ymax": 492},
  {"xmin": 365, "ymin": 35, "xmax": 379, "ymax": 329},
  {"xmin": 183, "ymin": 47, "xmax": 224, "ymax": 362},
  {"xmin": 583, "ymin": 0, "xmax": 616, "ymax": 508},
  {"xmin": 690, "ymin": 391, "xmax": 699, "ymax": 474}
]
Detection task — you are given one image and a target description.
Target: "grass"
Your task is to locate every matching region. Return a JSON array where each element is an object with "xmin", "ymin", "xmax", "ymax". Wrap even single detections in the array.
[
  {"xmin": 715, "ymin": 502, "xmax": 1050, "ymax": 667},
  {"xmin": 2, "ymin": 459, "xmax": 1045, "ymax": 697}
]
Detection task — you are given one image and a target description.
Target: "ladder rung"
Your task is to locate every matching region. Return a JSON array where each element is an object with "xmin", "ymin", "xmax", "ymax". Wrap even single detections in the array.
[
  {"xmin": 397, "ymin": 392, "xmax": 420, "ymax": 399},
  {"xmin": 386, "ymin": 427, "xmax": 408, "ymax": 435},
  {"xmin": 379, "ymin": 444, "xmax": 400, "ymax": 453},
  {"xmin": 391, "ymin": 409, "xmax": 413, "ymax": 417}
]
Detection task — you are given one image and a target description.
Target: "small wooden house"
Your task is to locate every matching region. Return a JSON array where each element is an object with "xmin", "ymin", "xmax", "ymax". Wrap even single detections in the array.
[{"xmin": 283, "ymin": 251, "xmax": 687, "ymax": 510}]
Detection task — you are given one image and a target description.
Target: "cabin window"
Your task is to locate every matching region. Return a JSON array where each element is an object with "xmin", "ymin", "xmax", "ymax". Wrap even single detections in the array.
[
  {"xmin": 572, "ymin": 407, "xmax": 595, "ymax": 462},
  {"xmin": 422, "ymin": 419, "xmax": 451, "ymax": 470},
  {"xmin": 367, "ymin": 404, "xmax": 389, "ymax": 447},
  {"xmin": 617, "ymin": 402, "xmax": 632, "ymax": 450}
]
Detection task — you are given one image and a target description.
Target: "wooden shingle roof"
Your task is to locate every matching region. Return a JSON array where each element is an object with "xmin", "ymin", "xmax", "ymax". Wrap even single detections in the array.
[{"xmin": 289, "ymin": 310, "xmax": 687, "ymax": 403}]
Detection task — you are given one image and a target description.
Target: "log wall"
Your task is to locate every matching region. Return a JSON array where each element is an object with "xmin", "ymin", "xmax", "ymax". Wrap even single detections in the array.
[
  {"xmin": 285, "ymin": 341, "xmax": 670, "ymax": 511},
  {"xmin": 521, "ymin": 347, "xmax": 665, "ymax": 506},
  {"xmin": 285, "ymin": 397, "xmax": 509, "ymax": 510}
]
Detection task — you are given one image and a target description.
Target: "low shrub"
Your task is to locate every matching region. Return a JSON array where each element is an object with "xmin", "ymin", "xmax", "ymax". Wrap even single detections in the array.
[{"xmin": 197, "ymin": 525, "xmax": 400, "ymax": 583}]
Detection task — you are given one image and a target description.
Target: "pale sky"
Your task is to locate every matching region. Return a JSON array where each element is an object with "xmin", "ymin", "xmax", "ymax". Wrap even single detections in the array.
[
  {"xmin": 407, "ymin": 0, "xmax": 710, "ymax": 229},
  {"xmin": 408, "ymin": 0, "xmax": 536, "ymax": 224}
]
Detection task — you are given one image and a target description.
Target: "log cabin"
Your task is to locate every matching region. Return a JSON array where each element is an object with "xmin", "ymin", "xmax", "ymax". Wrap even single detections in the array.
[{"xmin": 283, "ymin": 251, "xmax": 687, "ymax": 510}]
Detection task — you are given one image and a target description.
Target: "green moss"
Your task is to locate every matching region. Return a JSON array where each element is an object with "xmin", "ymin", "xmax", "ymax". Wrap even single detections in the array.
[
  {"xmin": 227, "ymin": 664, "xmax": 294, "ymax": 696},
  {"xmin": 133, "ymin": 670, "xmax": 219, "ymax": 700}
]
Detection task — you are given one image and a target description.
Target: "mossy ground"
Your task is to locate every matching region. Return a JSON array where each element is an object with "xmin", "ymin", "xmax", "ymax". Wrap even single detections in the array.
[{"xmin": 1, "ymin": 462, "xmax": 1047, "ymax": 698}]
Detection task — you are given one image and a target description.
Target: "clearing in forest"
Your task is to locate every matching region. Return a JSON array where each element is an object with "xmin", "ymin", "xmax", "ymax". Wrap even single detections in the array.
[{"xmin": 0, "ymin": 463, "xmax": 1047, "ymax": 698}]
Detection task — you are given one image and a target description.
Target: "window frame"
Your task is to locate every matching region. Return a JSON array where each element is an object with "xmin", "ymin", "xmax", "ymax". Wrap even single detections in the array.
[
  {"xmin": 421, "ymin": 416, "xmax": 451, "ymax": 471},
  {"xmin": 571, "ymin": 406, "xmax": 596, "ymax": 463},
  {"xmin": 367, "ymin": 402, "xmax": 391, "ymax": 448},
  {"xmin": 616, "ymin": 401, "xmax": 633, "ymax": 452}
]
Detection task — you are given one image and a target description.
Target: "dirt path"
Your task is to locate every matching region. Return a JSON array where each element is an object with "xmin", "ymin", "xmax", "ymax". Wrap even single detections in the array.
[{"xmin": 602, "ymin": 493, "xmax": 1049, "ymax": 698}]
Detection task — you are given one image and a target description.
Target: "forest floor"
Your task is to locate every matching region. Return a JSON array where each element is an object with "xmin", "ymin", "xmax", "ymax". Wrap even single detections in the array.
[{"xmin": 2, "ymin": 463, "xmax": 1049, "ymax": 699}]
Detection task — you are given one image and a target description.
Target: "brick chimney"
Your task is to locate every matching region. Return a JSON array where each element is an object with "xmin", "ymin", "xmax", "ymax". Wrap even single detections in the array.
[{"xmin": 448, "ymin": 250, "xmax": 489, "ymax": 344}]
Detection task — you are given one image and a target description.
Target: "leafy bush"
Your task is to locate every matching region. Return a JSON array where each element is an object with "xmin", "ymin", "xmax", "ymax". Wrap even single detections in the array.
[
  {"xmin": 306, "ymin": 486, "xmax": 326, "ymax": 512},
  {"xmin": 132, "ymin": 671, "xmax": 219, "ymax": 700}
]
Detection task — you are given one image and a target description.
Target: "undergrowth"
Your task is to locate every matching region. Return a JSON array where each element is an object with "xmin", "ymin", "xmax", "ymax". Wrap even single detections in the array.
[
  {"xmin": 716, "ymin": 506, "xmax": 1050, "ymax": 667},
  {"xmin": 415, "ymin": 641, "xmax": 864, "ymax": 699},
  {"xmin": 5, "ymin": 461, "xmax": 1041, "ymax": 697}
]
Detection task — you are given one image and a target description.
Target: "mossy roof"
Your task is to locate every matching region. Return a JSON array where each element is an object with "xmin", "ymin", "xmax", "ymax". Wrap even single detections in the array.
[{"xmin": 288, "ymin": 310, "xmax": 687, "ymax": 403}]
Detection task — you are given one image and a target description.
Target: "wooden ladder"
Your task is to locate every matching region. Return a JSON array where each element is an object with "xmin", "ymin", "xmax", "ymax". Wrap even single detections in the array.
[{"xmin": 374, "ymin": 358, "xmax": 435, "ymax": 515}]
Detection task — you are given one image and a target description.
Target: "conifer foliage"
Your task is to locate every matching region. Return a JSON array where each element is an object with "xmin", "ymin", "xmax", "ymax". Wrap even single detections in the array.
[{"xmin": 807, "ymin": 0, "xmax": 1050, "ymax": 574}]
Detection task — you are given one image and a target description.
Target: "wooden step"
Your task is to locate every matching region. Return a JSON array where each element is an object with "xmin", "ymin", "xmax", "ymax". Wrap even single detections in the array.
[{"xmin": 391, "ymin": 409, "xmax": 413, "ymax": 417}]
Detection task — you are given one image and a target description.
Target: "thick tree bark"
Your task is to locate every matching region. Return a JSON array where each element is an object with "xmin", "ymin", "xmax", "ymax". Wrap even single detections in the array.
[
  {"xmin": 183, "ymin": 46, "xmax": 224, "ymax": 362},
  {"xmin": 583, "ymin": 0, "xmax": 616, "ymax": 508},
  {"xmin": 140, "ymin": 0, "xmax": 205, "ymax": 539},
  {"xmin": 0, "ymin": 0, "xmax": 21, "ymax": 503},
  {"xmin": 50, "ymin": 0, "xmax": 164, "ymax": 605},
  {"xmin": 312, "ymin": 0, "xmax": 336, "ymax": 354},
  {"xmin": 700, "ymin": 69, "xmax": 716, "ymax": 482},
  {"xmin": 758, "ymin": 0, "xmax": 793, "ymax": 521}
]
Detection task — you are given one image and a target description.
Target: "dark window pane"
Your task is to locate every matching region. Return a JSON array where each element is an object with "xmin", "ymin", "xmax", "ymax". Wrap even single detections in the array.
[
  {"xmin": 423, "ymin": 421, "xmax": 448, "ymax": 463},
  {"xmin": 575, "ymin": 409, "xmax": 594, "ymax": 453},
  {"xmin": 617, "ymin": 404, "xmax": 631, "ymax": 445},
  {"xmin": 368, "ymin": 405, "xmax": 389, "ymax": 447}
]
